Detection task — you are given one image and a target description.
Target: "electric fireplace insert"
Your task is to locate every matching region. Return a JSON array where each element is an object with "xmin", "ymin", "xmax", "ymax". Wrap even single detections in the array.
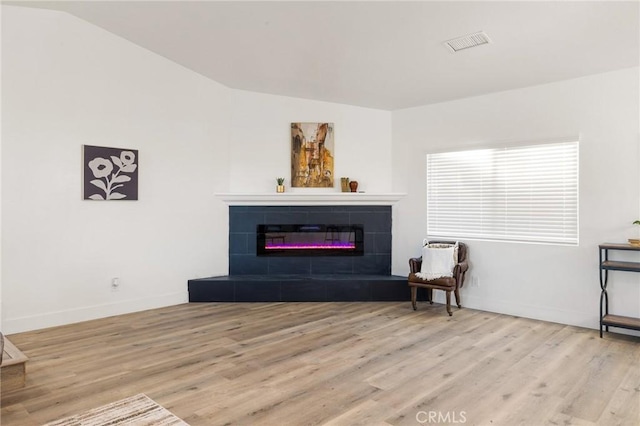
[{"xmin": 257, "ymin": 224, "xmax": 364, "ymax": 257}]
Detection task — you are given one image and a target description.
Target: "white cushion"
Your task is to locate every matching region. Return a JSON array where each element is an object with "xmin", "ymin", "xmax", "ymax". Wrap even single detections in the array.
[
  {"xmin": 416, "ymin": 245, "xmax": 455, "ymax": 280},
  {"xmin": 427, "ymin": 242, "xmax": 459, "ymax": 263}
]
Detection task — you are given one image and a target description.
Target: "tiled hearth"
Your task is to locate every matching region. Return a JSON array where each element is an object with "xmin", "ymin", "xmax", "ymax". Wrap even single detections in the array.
[{"xmin": 188, "ymin": 203, "xmax": 409, "ymax": 302}]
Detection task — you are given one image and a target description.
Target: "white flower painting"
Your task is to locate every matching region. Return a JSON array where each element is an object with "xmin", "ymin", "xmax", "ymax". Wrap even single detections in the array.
[{"xmin": 83, "ymin": 145, "xmax": 139, "ymax": 200}]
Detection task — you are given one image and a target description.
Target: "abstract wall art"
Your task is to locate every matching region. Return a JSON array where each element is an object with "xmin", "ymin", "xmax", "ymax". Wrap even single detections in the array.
[{"xmin": 291, "ymin": 122, "xmax": 334, "ymax": 188}]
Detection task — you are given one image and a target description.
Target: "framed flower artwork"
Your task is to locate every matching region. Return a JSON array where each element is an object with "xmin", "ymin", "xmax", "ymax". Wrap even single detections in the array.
[{"xmin": 83, "ymin": 145, "xmax": 139, "ymax": 200}]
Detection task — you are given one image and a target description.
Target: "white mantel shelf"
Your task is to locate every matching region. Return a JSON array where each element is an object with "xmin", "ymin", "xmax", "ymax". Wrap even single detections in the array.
[{"xmin": 215, "ymin": 192, "xmax": 406, "ymax": 206}]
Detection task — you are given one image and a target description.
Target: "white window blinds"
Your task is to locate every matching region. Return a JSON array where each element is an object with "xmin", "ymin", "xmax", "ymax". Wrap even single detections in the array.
[{"xmin": 426, "ymin": 141, "xmax": 579, "ymax": 245}]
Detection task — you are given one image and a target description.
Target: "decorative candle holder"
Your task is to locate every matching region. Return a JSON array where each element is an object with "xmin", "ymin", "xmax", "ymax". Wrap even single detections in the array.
[{"xmin": 340, "ymin": 177, "xmax": 350, "ymax": 192}]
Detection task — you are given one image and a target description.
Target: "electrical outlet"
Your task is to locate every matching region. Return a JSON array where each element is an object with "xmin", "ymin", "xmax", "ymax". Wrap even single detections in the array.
[
  {"xmin": 471, "ymin": 276, "xmax": 480, "ymax": 288},
  {"xmin": 111, "ymin": 277, "xmax": 120, "ymax": 291}
]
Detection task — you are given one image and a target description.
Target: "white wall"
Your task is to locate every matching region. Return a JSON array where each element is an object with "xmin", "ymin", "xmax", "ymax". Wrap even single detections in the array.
[
  {"xmin": 392, "ymin": 67, "xmax": 640, "ymax": 330},
  {"xmin": 1, "ymin": 6, "xmax": 231, "ymax": 333},
  {"xmin": 228, "ymin": 90, "xmax": 392, "ymax": 193},
  {"xmin": 1, "ymin": 5, "xmax": 395, "ymax": 334},
  {"xmin": 0, "ymin": 2, "xmax": 4, "ymax": 332}
]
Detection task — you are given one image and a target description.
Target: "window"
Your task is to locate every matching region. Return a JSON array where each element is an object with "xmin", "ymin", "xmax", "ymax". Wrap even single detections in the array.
[{"xmin": 426, "ymin": 141, "xmax": 578, "ymax": 245}]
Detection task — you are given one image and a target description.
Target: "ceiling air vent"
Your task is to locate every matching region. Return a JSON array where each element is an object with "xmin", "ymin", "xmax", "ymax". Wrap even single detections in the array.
[{"xmin": 443, "ymin": 31, "xmax": 491, "ymax": 53}]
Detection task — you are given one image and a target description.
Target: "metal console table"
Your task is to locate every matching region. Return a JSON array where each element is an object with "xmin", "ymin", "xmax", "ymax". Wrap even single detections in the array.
[{"xmin": 599, "ymin": 243, "xmax": 640, "ymax": 337}]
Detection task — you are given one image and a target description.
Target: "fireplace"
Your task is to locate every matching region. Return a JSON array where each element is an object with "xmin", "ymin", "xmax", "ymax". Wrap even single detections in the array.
[
  {"xmin": 257, "ymin": 224, "xmax": 364, "ymax": 257},
  {"xmin": 227, "ymin": 205, "xmax": 391, "ymax": 275},
  {"xmin": 188, "ymin": 204, "xmax": 409, "ymax": 303}
]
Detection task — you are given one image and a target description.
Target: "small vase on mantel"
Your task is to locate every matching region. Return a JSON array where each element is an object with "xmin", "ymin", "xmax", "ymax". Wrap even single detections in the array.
[
  {"xmin": 340, "ymin": 177, "xmax": 350, "ymax": 193},
  {"xmin": 276, "ymin": 178, "xmax": 285, "ymax": 193},
  {"xmin": 349, "ymin": 180, "xmax": 359, "ymax": 192}
]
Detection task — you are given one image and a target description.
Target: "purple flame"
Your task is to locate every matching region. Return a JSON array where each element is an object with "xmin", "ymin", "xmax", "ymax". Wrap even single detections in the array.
[{"xmin": 266, "ymin": 243, "xmax": 356, "ymax": 250}]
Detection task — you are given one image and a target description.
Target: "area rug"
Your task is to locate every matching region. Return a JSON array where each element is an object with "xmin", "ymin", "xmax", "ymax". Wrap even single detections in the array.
[{"xmin": 44, "ymin": 393, "xmax": 189, "ymax": 426}]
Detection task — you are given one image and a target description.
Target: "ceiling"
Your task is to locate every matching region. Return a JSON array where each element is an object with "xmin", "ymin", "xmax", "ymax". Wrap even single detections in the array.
[{"xmin": 8, "ymin": 1, "xmax": 640, "ymax": 110}]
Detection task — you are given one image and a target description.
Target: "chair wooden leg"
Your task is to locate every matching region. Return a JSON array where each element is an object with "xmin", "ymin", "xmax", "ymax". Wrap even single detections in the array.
[
  {"xmin": 410, "ymin": 286, "xmax": 417, "ymax": 310},
  {"xmin": 445, "ymin": 291, "xmax": 452, "ymax": 316},
  {"xmin": 427, "ymin": 289, "xmax": 433, "ymax": 304},
  {"xmin": 454, "ymin": 288, "xmax": 462, "ymax": 308}
]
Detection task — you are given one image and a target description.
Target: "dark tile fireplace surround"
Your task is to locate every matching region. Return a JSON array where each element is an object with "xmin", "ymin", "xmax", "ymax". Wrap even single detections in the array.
[{"xmin": 188, "ymin": 205, "xmax": 408, "ymax": 302}]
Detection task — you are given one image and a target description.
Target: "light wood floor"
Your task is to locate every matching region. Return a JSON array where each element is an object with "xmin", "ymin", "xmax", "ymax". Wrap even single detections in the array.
[{"xmin": 1, "ymin": 302, "xmax": 638, "ymax": 425}]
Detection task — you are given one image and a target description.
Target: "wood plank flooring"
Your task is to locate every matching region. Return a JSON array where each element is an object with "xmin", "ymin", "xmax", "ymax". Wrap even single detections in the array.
[{"xmin": 1, "ymin": 302, "xmax": 638, "ymax": 425}]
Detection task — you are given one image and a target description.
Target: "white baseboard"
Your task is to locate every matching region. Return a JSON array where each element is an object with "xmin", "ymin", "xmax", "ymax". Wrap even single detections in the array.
[
  {"xmin": 429, "ymin": 292, "xmax": 640, "ymax": 337},
  {"xmin": 6, "ymin": 293, "xmax": 639, "ymax": 339},
  {"xmin": 458, "ymin": 294, "xmax": 596, "ymax": 329},
  {"xmin": 3, "ymin": 292, "xmax": 188, "ymax": 334}
]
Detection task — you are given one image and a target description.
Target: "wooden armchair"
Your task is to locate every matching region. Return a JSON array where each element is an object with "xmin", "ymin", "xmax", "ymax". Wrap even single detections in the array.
[{"xmin": 408, "ymin": 241, "xmax": 469, "ymax": 316}]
